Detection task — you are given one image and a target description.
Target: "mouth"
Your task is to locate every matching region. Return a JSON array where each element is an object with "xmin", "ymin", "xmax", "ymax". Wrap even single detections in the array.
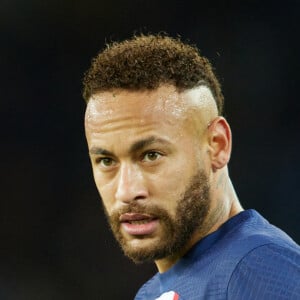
[{"xmin": 119, "ymin": 213, "xmax": 159, "ymax": 236}]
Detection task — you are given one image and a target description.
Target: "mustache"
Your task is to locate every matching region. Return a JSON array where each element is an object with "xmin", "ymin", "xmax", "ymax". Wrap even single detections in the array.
[
  {"xmin": 112, "ymin": 203, "xmax": 165, "ymax": 216},
  {"xmin": 106, "ymin": 203, "xmax": 170, "ymax": 223}
]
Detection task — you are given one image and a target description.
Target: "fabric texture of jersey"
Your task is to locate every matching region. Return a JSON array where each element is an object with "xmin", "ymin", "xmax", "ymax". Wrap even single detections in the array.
[{"xmin": 134, "ymin": 210, "xmax": 300, "ymax": 300}]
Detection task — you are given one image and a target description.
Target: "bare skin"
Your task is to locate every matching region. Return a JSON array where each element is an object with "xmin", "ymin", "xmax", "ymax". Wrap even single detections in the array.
[
  {"xmin": 156, "ymin": 170, "xmax": 242, "ymax": 272},
  {"xmin": 85, "ymin": 84, "xmax": 243, "ymax": 273}
]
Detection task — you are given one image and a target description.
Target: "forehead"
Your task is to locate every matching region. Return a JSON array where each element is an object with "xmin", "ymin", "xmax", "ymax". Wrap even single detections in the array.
[
  {"xmin": 85, "ymin": 85, "xmax": 217, "ymax": 128},
  {"xmin": 85, "ymin": 86, "xmax": 184, "ymax": 124}
]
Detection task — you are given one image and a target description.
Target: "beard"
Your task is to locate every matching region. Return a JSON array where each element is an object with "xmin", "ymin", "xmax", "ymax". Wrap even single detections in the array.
[{"xmin": 104, "ymin": 169, "xmax": 210, "ymax": 263}]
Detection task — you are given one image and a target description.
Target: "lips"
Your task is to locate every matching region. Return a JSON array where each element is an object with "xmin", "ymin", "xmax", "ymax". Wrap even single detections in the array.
[{"xmin": 120, "ymin": 213, "xmax": 159, "ymax": 235}]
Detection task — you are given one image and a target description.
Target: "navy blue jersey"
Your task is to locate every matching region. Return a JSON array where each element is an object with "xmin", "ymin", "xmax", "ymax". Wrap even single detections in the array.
[{"xmin": 135, "ymin": 210, "xmax": 300, "ymax": 300}]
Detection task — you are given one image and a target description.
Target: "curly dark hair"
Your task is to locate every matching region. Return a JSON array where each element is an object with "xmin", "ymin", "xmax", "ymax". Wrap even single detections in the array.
[{"xmin": 83, "ymin": 34, "xmax": 224, "ymax": 114}]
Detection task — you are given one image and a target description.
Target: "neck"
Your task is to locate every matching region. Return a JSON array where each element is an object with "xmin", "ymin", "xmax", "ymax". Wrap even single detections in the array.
[{"xmin": 155, "ymin": 169, "xmax": 243, "ymax": 273}]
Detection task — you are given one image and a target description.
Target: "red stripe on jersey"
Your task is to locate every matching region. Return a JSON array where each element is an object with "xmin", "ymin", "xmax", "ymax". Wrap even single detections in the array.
[{"xmin": 173, "ymin": 293, "xmax": 179, "ymax": 300}]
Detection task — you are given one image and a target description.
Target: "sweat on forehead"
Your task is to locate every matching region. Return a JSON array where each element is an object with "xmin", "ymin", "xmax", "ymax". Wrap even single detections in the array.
[
  {"xmin": 86, "ymin": 85, "xmax": 217, "ymax": 120},
  {"xmin": 85, "ymin": 85, "xmax": 218, "ymax": 138}
]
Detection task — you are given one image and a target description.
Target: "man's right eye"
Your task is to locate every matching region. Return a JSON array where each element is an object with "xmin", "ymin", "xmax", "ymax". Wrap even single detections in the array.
[{"xmin": 96, "ymin": 157, "xmax": 115, "ymax": 168}]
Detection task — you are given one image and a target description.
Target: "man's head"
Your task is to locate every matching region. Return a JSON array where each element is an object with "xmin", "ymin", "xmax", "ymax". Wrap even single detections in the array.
[
  {"xmin": 83, "ymin": 34, "xmax": 224, "ymax": 115},
  {"xmin": 83, "ymin": 34, "xmax": 233, "ymax": 270}
]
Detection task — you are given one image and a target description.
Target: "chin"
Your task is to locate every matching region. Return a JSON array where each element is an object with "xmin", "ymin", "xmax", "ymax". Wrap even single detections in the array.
[{"xmin": 120, "ymin": 235, "xmax": 181, "ymax": 264}]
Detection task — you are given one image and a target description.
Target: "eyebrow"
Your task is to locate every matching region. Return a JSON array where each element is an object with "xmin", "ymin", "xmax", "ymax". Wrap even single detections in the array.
[
  {"xmin": 89, "ymin": 136, "xmax": 171, "ymax": 156},
  {"xmin": 129, "ymin": 136, "xmax": 171, "ymax": 153},
  {"xmin": 89, "ymin": 147, "xmax": 113, "ymax": 156}
]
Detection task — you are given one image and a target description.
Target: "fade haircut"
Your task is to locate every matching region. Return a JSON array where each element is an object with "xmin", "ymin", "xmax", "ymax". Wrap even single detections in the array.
[{"xmin": 83, "ymin": 34, "xmax": 224, "ymax": 115}]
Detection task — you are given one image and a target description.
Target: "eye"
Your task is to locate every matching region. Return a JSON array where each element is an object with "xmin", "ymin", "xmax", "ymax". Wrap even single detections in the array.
[
  {"xmin": 143, "ymin": 151, "xmax": 162, "ymax": 162},
  {"xmin": 96, "ymin": 157, "xmax": 116, "ymax": 168}
]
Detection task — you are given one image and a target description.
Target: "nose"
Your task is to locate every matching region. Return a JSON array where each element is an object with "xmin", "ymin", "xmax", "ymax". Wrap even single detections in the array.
[{"xmin": 115, "ymin": 163, "xmax": 148, "ymax": 204}]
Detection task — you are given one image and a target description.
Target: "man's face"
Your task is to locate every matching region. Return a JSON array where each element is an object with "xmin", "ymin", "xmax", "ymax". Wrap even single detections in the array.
[{"xmin": 85, "ymin": 85, "xmax": 214, "ymax": 263}]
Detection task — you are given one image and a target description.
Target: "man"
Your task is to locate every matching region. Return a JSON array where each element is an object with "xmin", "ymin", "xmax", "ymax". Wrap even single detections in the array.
[{"xmin": 83, "ymin": 34, "xmax": 300, "ymax": 299}]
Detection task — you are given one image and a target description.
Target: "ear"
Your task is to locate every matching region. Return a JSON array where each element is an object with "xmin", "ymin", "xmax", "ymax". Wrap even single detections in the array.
[{"xmin": 207, "ymin": 117, "xmax": 232, "ymax": 171}]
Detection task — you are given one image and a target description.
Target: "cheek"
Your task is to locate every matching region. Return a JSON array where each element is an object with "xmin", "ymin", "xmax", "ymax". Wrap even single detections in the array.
[
  {"xmin": 92, "ymin": 171, "xmax": 115, "ymax": 209},
  {"xmin": 149, "ymin": 167, "xmax": 190, "ymax": 212},
  {"xmin": 98, "ymin": 188, "xmax": 115, "ymax": 214}
]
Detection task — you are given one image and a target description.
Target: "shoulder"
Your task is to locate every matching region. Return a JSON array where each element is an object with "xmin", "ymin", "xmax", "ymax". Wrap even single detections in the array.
[
  {"xmin": 134, "ymin": 273, "xmax": 161, "ymax": 300},
  {"xmin": 221, "ymin": 209, "xmax": 299, "ymax": 257},
  {"xmin": 227, "ymin": 242, "xmax": 300, "ymax": 299}
]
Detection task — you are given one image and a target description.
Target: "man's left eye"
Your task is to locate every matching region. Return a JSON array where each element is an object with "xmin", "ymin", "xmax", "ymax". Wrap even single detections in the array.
[{"xmin": 143, "ymin": 152, "xmax": 162, "ymax": 162}]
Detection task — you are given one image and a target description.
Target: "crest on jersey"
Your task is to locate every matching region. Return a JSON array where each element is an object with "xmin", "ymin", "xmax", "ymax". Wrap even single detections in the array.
[{"xmin": 155, "ymin": 291, "xmax": 180, "ymax": 300}]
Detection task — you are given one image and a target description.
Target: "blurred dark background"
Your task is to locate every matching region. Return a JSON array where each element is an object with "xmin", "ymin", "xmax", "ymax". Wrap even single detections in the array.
[{"xmin": 1, "ymin": 0, "xmax": 299, "ymax": 299}]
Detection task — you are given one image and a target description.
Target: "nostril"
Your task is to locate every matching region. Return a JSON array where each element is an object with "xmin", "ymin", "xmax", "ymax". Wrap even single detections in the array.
[
  {"xmin": 134, "ymin": 194, "xmax": 147, "ymax": 201},
  {"xmin": 115, "ymin": 184, "xmax": 148, "ymax": 203},
  {"xmin": 133, "ymin": 188, "xmax": 149, "ymax": 201}
]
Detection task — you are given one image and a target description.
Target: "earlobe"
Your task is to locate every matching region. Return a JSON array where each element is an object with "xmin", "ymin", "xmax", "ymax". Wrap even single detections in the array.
[{"xmin": 207, "ymin": 117, "xmax": 232, "ymax": 171}]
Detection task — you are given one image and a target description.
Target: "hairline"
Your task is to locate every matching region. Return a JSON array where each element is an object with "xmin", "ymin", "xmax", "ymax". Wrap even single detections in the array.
[{"xmin": 86, "ymin": 82, "xmax": 216, "ymax": 106}]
